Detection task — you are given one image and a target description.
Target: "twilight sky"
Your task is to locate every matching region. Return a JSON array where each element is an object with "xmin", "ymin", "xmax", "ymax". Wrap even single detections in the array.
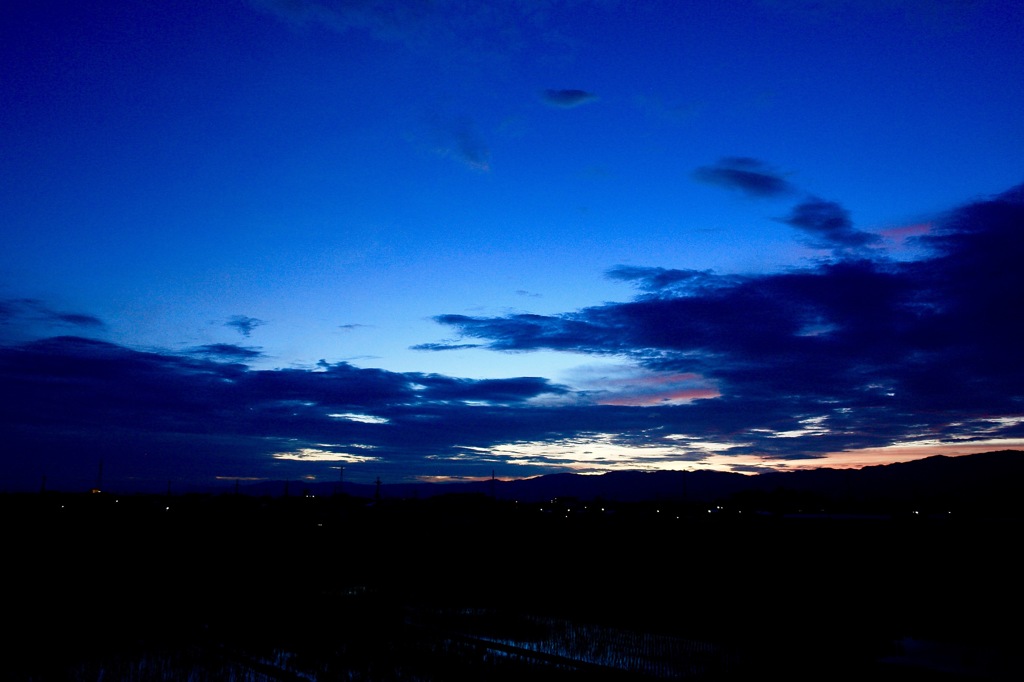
[{"xmin": 2, "ymin": 0, "xmax": 1023, "ymax": 493}]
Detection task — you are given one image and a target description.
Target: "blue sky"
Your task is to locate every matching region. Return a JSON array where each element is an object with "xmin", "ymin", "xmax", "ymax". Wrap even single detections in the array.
[{"xmin": 2, "ymin": 0, "xmax": 1023, "ymax": 492}]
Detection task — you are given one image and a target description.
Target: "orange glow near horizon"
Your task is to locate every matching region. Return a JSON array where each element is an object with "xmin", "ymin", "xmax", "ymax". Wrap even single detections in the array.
[
  {"xmin": 784, "ymin": 439, "xmax": 1024, "ymax": 471},
  {"xmin": 471, "ymin": 434, "xmax": 1024, "ymax": 479},
  {"xmin": 415, "ymin": 474, "xmax": 515, "ymax": 484}
]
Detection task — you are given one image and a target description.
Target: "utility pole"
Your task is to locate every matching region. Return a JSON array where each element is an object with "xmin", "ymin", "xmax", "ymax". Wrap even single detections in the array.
[{"xmin": 92, "ymin": 459, "xmax": 103, "ymax": 493}]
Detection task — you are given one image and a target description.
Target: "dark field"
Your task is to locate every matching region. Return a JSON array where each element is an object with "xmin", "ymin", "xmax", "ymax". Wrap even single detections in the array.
[{"xmin": 6, "ymin": 491, "xmax": 1020, "ymax": 680}]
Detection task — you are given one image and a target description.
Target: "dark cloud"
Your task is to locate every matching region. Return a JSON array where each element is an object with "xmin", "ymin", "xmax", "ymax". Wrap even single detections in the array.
[
  {"xmin": 410, "ymin": 374, "xmax": 568, "ymax": 403},
  {"xmin": 541, "ymin": 89, "xmax": 598, "ymax": 107},
  {"xmin": 693, "ymin": 157, "xmax": 795, "ymax": 197},
  {"xmin": 780, "ymin": 197, "xmax": 881, "ymax": 250},
  {"xmin": 5, "ymin": 185, "xmax": 1022, "ymax": 491},
  {"xmin": 189, "ymin": 344, "xmax": 263, "ymax": 360},
  {"xmin": 431, "ymin": 313, "xmax": 625, "ymax": 355},
  {"xmin": 410, "ymin": 342, "xmax": 482, "ymax": 351},
  {"xmin": 0, "ymin": 335, "xmax": 569, "ymax": 491},
  {"xmin": 606, "ymin": 266, "xmax": 739, "ymax": 295},
  {"xmin": 428, "ymin": 182, "xmax": 1024, "ymax": 460},
  {"xmin": 226, "ymin": 315, "xmax": 265, "ymax": 337}
]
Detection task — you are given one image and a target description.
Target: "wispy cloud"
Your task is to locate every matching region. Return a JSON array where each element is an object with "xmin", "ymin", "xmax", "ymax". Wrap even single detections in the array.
[
  {"xmin": 0, "ymin": 298, "xmax": 104, "ymax": 345},
  {"xmin": 541, "ymin": 89, "xmax": 598, "ymax": 108},
  {"xmin": 226, "ymin": 315, "xmax": 266, "ymax": 338},
  {"xmin": 427, "ymin": 115, "xmax": 491, "ymax": 171},
  {"xmin": 693, "ymin": 157, "xmax": 882, "ymax": 255},
  {"xmin": 249, "ymin": 0, "xmax": 616, "ymax": 61},
  {"xmin": 0, "ymin": 298, "xmax": 104, "ymax": 329},
  {"xmin": 780, "ymin": 197, "xmax": 881, "ymax": 250},
  {"xmin": 452, "ymin": 119, "xmax": 490, "ymax": 171},
  {"xmin": 247, "ymin": 0, "xmax": 434, "ymax": 42},
  {"xmin": 693, "ymin": 157, "xmax": 795, "ymax": 197}
]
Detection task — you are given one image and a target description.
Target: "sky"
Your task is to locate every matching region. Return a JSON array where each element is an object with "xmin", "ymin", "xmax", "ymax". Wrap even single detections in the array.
[{"xmin": 2, "ymin": 0, "xmax": 1023, "ymax": 493}]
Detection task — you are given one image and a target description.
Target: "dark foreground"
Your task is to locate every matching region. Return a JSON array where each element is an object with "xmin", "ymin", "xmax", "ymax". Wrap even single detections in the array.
[{"xmin": 6, "ymin": 492, "xmax": 1021, "ymax": 680}]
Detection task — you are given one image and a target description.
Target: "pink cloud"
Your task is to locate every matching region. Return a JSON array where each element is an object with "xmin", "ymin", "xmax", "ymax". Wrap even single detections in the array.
[
  {"xmin": 595, "ymin": 372, "xmax": 721, "ymax": 406},
  {"xmin": 600, "ymin": 386, "xmax": 721, "ymax": 407},
  {"xmin": 879, "ymin": 222, "xmax": 932, "ymax": 244}
]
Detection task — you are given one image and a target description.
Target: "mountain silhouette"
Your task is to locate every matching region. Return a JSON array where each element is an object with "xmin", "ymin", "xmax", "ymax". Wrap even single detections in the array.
[{"xmin": 239, "ymin": 449, "xmax": 1024, "ymax": 516}]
